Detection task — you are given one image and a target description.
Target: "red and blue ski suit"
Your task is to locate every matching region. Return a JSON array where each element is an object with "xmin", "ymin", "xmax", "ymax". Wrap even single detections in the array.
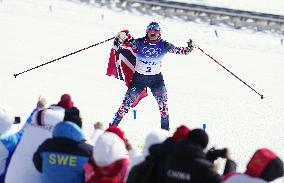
[{"xmin": 111, "ymin": 36, "xmax": 192, "ymax": 130}]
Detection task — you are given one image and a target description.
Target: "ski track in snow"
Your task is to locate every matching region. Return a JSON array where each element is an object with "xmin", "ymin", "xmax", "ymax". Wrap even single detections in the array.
[{"xmin": 0, "ymin": 0, "xmax": 283, "ymax": 182}]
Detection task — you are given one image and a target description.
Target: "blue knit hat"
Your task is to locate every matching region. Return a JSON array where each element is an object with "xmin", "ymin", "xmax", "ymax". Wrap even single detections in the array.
[{"xmin": 146, "ymin": 22, "xmax": 161, "ymax": 32}]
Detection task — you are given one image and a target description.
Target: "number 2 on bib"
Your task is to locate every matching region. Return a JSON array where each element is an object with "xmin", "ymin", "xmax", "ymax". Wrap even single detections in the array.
[{"xmin": 146, "ymin": 67, "xmax": 151, "ymax": 72}]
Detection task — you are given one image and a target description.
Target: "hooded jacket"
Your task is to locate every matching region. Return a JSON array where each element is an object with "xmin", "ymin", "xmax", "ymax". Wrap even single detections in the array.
[{"xmin": 33, "ymin": 121, "xmax": 93, "ymax": 183}]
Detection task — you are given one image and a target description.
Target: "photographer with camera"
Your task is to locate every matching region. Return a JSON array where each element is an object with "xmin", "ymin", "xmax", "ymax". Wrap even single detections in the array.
[{"xmin": 164, "ymin": 128, "xmax": 236, "ymax": 183}]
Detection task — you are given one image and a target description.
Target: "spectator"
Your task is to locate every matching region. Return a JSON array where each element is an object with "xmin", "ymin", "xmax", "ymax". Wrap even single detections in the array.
[
  {"xmin": 84, "ymin": 126, "xmax": 129, "ymax": 183},
  {"xmin": 125, "ymin": 138, "xmax": 140, "ymax": 161},
  {"xmin": 33, "ymin": 121, "xmax": 93, "ymax": 183},
  {"xmin": 222, "ymin": 148, "xmax": 283, "ymax": 183},
  {"xmin": 164, "ymin": 128, "xmax": 235, "ymax": 183},
  {"xmin": 64, "ymin": 106, "xmax": 82, "ymax": 128},
  {"xmin": 5, "ymin": 94, "xmax": 73, "ymax": 183},
  {"xmin": 0, "ymin": 101, "xmax": 41, "ymax": 182},
  {"xmin": 127, "ymin": 129, "xmax": 169, "ymax": 171},
  {"xmin": 87, "ymin": 122, "xmax": 104, "ymax": 146},
  {"xmin": 126, "ymin": 125, "xmax": 188, "ymax": 183},
  {"xmin": 57, "ymin": 93, "xmax": 74, "ymax": 109}
]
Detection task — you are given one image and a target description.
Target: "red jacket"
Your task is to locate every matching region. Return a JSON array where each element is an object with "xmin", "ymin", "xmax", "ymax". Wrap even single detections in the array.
[{"xmin": 84, "ymin": 158, "xmax": 129, "ymax": 183}]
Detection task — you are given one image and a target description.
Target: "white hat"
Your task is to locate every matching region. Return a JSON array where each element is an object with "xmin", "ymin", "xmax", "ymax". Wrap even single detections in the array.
[
  {"xmin": 93, "ymin": 132, "xmax": 128, "ymax": 167},
  {"xmin": 0, "ymin": 104, "xmax": 14, "ymax": 135},
  {"xmin": 142, "ymin": 129, "xmax": 169, "ymax": 155}
]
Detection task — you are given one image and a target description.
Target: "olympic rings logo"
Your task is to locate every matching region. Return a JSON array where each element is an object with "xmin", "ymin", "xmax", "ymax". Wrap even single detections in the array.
[{"xmin": 142, "ymin": 47, "xmax": 162, "ymax": 58}]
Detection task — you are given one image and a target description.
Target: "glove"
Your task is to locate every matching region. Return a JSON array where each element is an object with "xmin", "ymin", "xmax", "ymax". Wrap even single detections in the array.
[
  {"xmin": 94, "ymin": 121, "xmax": 103, "ymax": 130},
  {"xmin": 117, "ymin": 31, "xmax": 129, "ymax": 43},
  {"xmin": 187, "ymin": 39, "xmax": 196, "ymax": 49},
  {"xmin": 36, "ymin": 96, "xmax": 47, "ymax": 109}
]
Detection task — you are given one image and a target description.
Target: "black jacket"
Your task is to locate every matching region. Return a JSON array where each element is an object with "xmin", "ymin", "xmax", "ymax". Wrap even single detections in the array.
[
  {"xmin": 126, "ymin": 137, "xmax": 176, "ymax": 183},
  {"xmin": 165, "ymin": 139, "xmax": 222, "ymax": 183},
  {"xmin": 126, "ymin": 155, "xmax": 157, "ymax": 183}
]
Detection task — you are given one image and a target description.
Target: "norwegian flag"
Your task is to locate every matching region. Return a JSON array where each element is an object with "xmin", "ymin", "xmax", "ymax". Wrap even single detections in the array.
[{"xmin": 106, "ymin": 31, "xmax": 147, "ymax": 107}]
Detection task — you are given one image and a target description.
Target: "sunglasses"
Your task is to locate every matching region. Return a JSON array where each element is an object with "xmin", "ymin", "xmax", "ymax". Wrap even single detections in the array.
[{"xmin": 147, "ymin": 29, "xmax": 160, "ymax": 34}]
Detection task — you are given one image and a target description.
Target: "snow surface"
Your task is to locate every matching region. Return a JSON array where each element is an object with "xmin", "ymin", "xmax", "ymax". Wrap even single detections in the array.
[{"xmin": 0, "ymin": 0, "xmax": 283, "ymax": 182}]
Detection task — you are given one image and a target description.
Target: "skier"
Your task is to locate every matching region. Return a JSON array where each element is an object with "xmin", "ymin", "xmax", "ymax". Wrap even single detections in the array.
[{"xmin": 110, "ymin": 22, "xmax": 196, "ymax": 130}]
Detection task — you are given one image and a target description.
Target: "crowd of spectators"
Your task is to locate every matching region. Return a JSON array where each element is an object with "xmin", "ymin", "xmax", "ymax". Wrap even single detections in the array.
[{"xmin": 0, "ymin": 93, "xmax": 283, "ymax": 183}]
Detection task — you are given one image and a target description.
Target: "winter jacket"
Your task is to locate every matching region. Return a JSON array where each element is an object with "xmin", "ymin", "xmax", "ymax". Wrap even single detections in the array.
[
  {"xmin": 84, "ymin": 158, "xmax": 129, "ymax": 183},
  {"xmin": 0, "ymin": 109, "xmax": 35, "ymax": 183},
  {"xmin": 5, "ymin": 106, "xmax": 65, "ymax": 183},
  {"xmin": 126, "ymin": 137, "xmax": 177, "ymax": 183},
  {"xmin": 126, "ymin": 155, "xmax": 157, "ymax": 183},
  {"xmin": 115, "ymin": 36, "xmax": 191, "ymax": 76},
  {"xmin": 148, "ymin": 137, "xmax": 176, "ymax": 183},
  {"xmin": 164, "ymin": 139, "xmax": 222, "ymax": 183},
  {"xmin": 84, "ymin": 132, "xmax": 129, "ymax": 183},
  {"xmin": 126, "ymin": 130, "xmax": 168, "ymax": 178},
  {"xmin": 33, "ymin": 121, "xmax": 93, "ymax": 183}
]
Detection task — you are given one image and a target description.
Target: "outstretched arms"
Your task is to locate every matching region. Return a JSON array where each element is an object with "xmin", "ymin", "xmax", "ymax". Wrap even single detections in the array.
[{"xmin": 166, "ymin": 39, "xmax": 196, "ymax": 55}]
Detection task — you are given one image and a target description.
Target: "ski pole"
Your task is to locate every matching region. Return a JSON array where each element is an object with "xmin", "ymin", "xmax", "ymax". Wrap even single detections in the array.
[
  {"xmin": 14, "ymin": 36, "xmax": 115, "ymax": 78},
  {"xmin": 197, "ymin": 46, "xmax": 264, "ymax": 99}
]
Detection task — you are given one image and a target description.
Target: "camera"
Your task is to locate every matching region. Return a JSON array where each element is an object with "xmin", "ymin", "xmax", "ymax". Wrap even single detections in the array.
[
  {"xmin": 206, "ymin": 147, "xmax": 227, "ymax": 162},
  {"xmin": 14, "ymin": 116, "xmax": 21, "ymax": 124}
]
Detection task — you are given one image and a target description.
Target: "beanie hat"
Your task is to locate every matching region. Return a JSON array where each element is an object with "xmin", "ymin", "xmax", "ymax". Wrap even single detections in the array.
[
  {"xmin": 58, "ymin": 94, "xmax": 74, "ymax": 109},
  {"xmin": 172, "ymin": 125, "xmax": 191, "ymax": 142},
  {"xmin": 0, "ymin": 104, "xmax": 14, "ymax": 135},
  {"xmin": 245, "ymin": 148, "xmax": 284, "ymax": 181},
  {"xmin": 64, "ymin": 107, "xmax": 82, "ymax": 128},
  {"xmin": 187, "ymin": 128, "xmax": 209, "ymax": 149},
  {"xmin": 53, "ymin": 121, "xmax": 85, "ymax": 141},
  {"xmin": 106, "ymin": 125, "xmax": 126, "ymax": 144}
]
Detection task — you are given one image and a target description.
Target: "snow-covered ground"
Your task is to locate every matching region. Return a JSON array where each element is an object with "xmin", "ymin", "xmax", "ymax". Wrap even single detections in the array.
[
  {"xmin": 171, "ymin": 0, "xmax": 284, "ymax": 16},
  {"xmin": 0, "ymin": 0, "xmax": 283, "ymax": 182}
]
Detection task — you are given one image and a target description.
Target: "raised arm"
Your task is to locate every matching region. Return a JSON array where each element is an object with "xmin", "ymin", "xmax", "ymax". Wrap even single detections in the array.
[
  {"xmin": 114, "ymin": 30, "xmax": 137, "ymax": 50},
  {"xmin": 166, "ymin": 39, "xmax": 196, "ymax": 55}
]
